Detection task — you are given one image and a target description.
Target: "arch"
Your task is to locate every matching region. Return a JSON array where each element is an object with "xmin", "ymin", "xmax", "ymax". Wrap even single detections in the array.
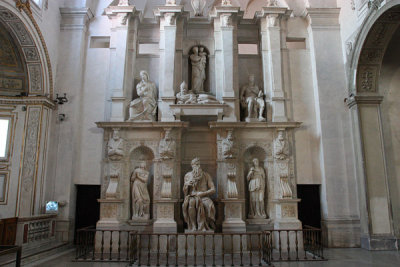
[
  {"xmin": 130, "ymin": 145, "xmax": 155, "ymax": 163},
  {"xmin": 0, "ymin": 3, "xmax": 53, "ymax": 97},
  {"xmin": 348, "ymin": 1, "xmax": 400, "ymax": 94}
]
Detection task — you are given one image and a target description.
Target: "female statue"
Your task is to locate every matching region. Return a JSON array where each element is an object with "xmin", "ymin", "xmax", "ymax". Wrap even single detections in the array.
[
  {"xmin": 190, "ymin": 47, "xmax": 206, "ymax": 94},
  {"xmin": 131, "ymin": 161, "xmax": 150, "ymax": 219},
  {"xmin": 129, "ymin": 70, "xmax": 157, "ymax": 121}
]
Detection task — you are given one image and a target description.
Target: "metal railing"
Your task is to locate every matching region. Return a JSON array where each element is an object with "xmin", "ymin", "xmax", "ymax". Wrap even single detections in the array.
[
  {"xmin": 75, "ymin": 226, "xmax": 325, "ymax": 266},
  {"xmin": 0, "ymin": 245, "xmax": 22, "ymax": 267}
]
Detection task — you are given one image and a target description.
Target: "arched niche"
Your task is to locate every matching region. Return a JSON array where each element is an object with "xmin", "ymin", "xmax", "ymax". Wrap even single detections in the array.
[
  {"xmin": 242, "ymin": 145, "xmax": 268, "ymax": 219},
  {"xmin": 129, "ymin": 145, "xmax": 155, "ymax": 220},
  {"xmin": 0, "ymin": 4, "xmax": 52, "ymax": 97}
]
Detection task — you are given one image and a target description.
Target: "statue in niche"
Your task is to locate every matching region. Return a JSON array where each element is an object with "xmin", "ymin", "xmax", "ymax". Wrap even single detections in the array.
[
  {"xmin": 129, "ymin": 70, "xmax": 158, "ymax": 121},
  {"xmin": 107, "ymin": 129, "xmax": 124, "ymax": 161},
  {"xmin": 222, "ymin": 130, "xmax": 237, "ymax": 159},
  {"xmin": 190, "ymin": 46, "xmax": 207, "ymax": 94},
  {"xmin": 176, "ymin": 81, "xmax": 197, "ymax": 104},
  {"xmin": 240, "ymin": 75, "xmax": 266, "ymax": 122},
  {"xmin": 131, "ymin": 161, "xmax": 150, "ymax": 219},
  {"xmin": 247, "ymin": 158, "xmax": 267, "ymax": 219},
  {"xmin": 274, "ymin": 130, "xmax": 289, "ymax": 160},
  {"xmin": 176, "ymin": 81, "xmax": 221, "ymax": 104},
  {"xmin": 182, "ymin": 158, "xmax": 216, "ymax": 231},
  {"xmin": 159, "ymin": 129, "xmax": 176, "ymax": 159},
  {"xmin": 191, "ymin": 0, "xmax": 207, "ymax": 16}
]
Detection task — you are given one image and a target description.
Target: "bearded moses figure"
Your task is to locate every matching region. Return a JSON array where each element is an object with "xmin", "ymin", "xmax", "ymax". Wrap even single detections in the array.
[{"xmin": 182, "ymin": 158, "xmax": 216, "ymax": 231}]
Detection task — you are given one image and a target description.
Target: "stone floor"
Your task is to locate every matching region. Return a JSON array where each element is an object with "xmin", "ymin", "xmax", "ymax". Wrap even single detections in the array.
[{"xmin": 22, "ymin": 248, "xmax": 400, "ymax": 267}]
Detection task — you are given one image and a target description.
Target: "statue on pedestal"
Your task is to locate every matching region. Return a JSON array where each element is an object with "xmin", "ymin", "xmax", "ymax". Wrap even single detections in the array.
[
  {"xmin": 182, "ymin": 158, "xmax": 216, "ymax": 231},
  {"xmin": 129, "ymin": 70, "xmax": 158, "ymax": 121},
  {"xmin": 190, "ymin": 46, "xmax": 207, "ymax": 93},
  {"xmin": 107, "ymin": 129, "xmax": 124, "ymax": 161},
  {"xmin": 274, "ymin": 130, "xmax": 288, "ymax": 160},
  {"xmin": 159, "ymin": 129, "xmax": 176, "ymax": 159},
  {"xmin": 131, "ymin": 161, "xmax": 150, "ymax": 219},
  {"xmin": 240, "ymin": 75, "xmax": 266, "ymax": 122},
  {"xmin": 221, "ymin": 130, "xmax": 236, "ymax": 159},
  {"xmin": 247, "ymin": 158, "xmax": 267, "ymax": 218}
]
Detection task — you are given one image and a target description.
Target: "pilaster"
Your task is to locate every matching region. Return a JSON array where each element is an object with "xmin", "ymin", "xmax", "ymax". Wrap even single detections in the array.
[
  {"xmin": 306, "ymin": 8, "xmax": 360, "ymax": 247},
  {"xmin": 210, "ymin": 6, "xmax": 241, "ymax": 122},
  {"xmin": 105, "ymin": 3, "xmax": 139, "ymax": 122},
  {"xmin": 154, "ymin": 4, "xmax": 184, "ymax": 122},
  {"xmin": 53, "ymin": 7, "xmax": 93, "ymax": 242},
  {"xmin": 256, "ymin": 7, "xmax": 290, "ymax": 122},
  {"xmin": 347, "ymin": 95, "xmax": 397, "ymax": 250}
]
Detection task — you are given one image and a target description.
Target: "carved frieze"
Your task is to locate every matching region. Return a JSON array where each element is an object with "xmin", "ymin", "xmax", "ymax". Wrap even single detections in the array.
[
  {"xmin": 23, "ymin": 47, "xmax": 40, "ymax": 62},
  {"xmin": 28, "ymin": 64, "xmax": 42, "ymax": 93},
  {"xmin": 357, "ymin": 65, "xmax": 378, "ymax": 92},
  {"xmin": 9, "ymin": 21, "xmax": 34, "ymax": 46}
]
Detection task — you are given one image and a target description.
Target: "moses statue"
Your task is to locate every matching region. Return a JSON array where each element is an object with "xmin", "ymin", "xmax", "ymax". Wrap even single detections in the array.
[{"xmin": 182, "ymin": 158, "xmax": 216, "ymax": 231}]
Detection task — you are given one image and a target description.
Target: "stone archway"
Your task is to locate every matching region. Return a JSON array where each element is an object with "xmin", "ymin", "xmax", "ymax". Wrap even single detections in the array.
[
  {"xmin": 347, "ymin": 2, "xmax": 400, "ymax": 250},
  {"xmin": 0, "ymin": 3, "xmax": 53, "ymax": 97}
]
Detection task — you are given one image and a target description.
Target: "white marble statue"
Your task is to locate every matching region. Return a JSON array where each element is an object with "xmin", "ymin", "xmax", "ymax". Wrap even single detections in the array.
[
  {"xmin": 247, "ymin": 158, "xmax": 267, "ymax": 219},
  {"xmin": 240, "ymin": 75, "xmax": 266, "ymax": 122},
  {"xmin": 131, "ymin": 161, "xmax": 151, "ymax": 219},
  {"xmin": 129, "ymin": 70, "xmax": 158, "ymax": 121},
  {"xmin": 182, "ymin": 157, "xmax": 216, "ymax": 231},
  {"xmin": 176, "ymin": 81, "xmax": 197, "ymax": 104},
  {"xmin": 222, "ymin": 130, "xmax": 236, "ymax": 159},
  {"xmin": 159, "ymin": 129, "xmax": 176, "ymax": 159},
  {"xmin": 190, "ymin": 46, "xmax": 207, "ymax": 93},
  {"xmin": 107, "ymin": 129, "xmax": 124, "ymax": 161},
  {"xmin": 191, "ymin": 0, "xmax": 207, "ymax": 16},
  {"xmin": 166, "ymin": 0, "xmax": 176, "ymax": 5},
  {"xmin": 222, "ymin": 0, "xmax": 232, "ymax": 6},
  {"xmin": 274, "ymin": 130, "xmax": 288, "ymax": 160}
]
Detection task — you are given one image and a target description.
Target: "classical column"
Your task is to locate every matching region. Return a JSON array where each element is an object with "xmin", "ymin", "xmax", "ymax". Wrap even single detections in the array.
[
  {"xmin": 154, "ymin": 5, "xmax": 184, "ymax": 121},
  {"xmin": 257, "ymin": 7, "xmax": 290, "ymax": 122},
  {"xmin": 306, "ymin": 8, "xmax": 360, "ymax": 247},
  {"xmin": 348, "ymin": 96, "xmax": 397, "ymax": 250},
  {"xmin": 210, "ymin": 6, "xmax": 241, "ymax": 122},
  {"xmin": 53, "ymin": 7, "xmax": 93, "ymax": 242},
  {"xmin": 105, "ymin": 2, "xmax": 138, "ymax": 121}
]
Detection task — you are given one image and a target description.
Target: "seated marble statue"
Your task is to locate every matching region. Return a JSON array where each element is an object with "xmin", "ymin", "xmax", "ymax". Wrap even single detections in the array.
[
  {"xmin": 182, "ymin": 157, "xmax": 216, "ymax": 231},
  {"xmin": 107, "ymin": 130, "xmax": 124, "ymax": 160},
  {"xmin": 129, "ymin": 70, "xmax": 158, "ymax": 121},
  {"xmin": 240, "ymin": 75, "xmax": 266, "ymax": 122},
  {"xmin": 176, "ymin": 81, "xmax": 197, "ymax": 104}
]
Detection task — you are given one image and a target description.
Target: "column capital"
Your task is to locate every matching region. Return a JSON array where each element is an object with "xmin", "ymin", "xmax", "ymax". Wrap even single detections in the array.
[
  {"xmin": 154, "ymin": 5, "xmax": 184, "ymax": 27},
  {"xmin": 256, "ymin": 7, "xmax": 291, "ymax": 28},
  {"xmin": 346, "ymin": 95, "xmax": 383, "ymax": 108},
  {"xmin": 305, "ymin": 8, "xmax": 340, "ymax": 28},
  {"xmin": 210, "ymin": 6, "xmax": 242, "ymax": 27},
  {"xmin": 60, "ymin": 7, "xmax": 94, "ymax": 31},
  {"xmin": 105, "ymin": 4, "xmax": 138, "ymax": 27}
]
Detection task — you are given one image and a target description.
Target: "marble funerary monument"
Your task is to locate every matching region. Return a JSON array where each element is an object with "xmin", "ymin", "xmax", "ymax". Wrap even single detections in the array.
[{"xmin": 96, "ymin": 0, "xmax": 302, "ymax": 235}]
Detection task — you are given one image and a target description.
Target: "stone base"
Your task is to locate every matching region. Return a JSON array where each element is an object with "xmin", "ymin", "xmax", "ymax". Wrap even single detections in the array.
[
  {"xmin": 246, "ymin": 218, "xmax": 273, "ymax": 232},
  {"xmin": 274, "ymin": 220, "xmax": 303, "ymax": 252},
  {"xmin": 153, "ymin": 220, "xmax": 177, "ymax": 233},
  {"xmin": 184, "ymin": 229, "xmax": 214, "ymax": 234},
  {"xmin": 361, "ymin": 234, "xmax": 398, "ymax": 250},
  {"xmin": 245, "ymin": 117, "xmax": 266, "ymax": 122},
  {"xmin": 221, "ymin": 199, "xmax": 246, "ymax": 233},
  {"xmin": 222, "ymin": 219, "xmax": 246, "ymax": 233},
  {"xmin": 321, "ymin": 218, "xmax": 361, "ymax": 247},
  {"xmin": 127, "ymin": 219, "xmax": 153, "ymax": 232}
]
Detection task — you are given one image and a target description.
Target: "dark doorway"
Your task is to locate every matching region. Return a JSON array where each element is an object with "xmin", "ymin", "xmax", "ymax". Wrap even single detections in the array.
[
  {"xmin": 297, "ymin": 185, "xmax": 321, "ymax": 228},
  {"xmin": 74, "ymin": 185, "xmax": 100, "ymax": 242}
]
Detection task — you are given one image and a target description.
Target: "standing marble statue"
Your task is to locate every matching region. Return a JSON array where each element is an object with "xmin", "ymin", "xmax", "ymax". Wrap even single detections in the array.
[
  {"xmin": 190, "ymin": 46, "xmax": 206, "ymax": 94},
  {"xmin": 222, "ymin": 130, "xmax": 236, "ymax": 159},
  {"xmin": 107, "ymin": 130, "xmax": 124, "ymax": 160},
  {"xmin": 274, "ymin": 130, "xmax": 288, "ymax": 160},
  {"xmin": 129, "ymin": 70, "xmax": 158, "ymax": 121},
  {"xmin": 159, "ymin": 129, "xmax": 176, "ymax": 159},
  {"xmin": 247, "ymin": 158, "xmax": 267, "ymax": 218},
  {"xmin": 131, "ymin": 161, "xmax": 150, "ymax": 219},
  {"xmin": 183, "ymin": 158, "xmax": 216, "ymax": 231},
  {"xmin": 240, "ymin": 75, "xmax": 266, "ymax": 122}
]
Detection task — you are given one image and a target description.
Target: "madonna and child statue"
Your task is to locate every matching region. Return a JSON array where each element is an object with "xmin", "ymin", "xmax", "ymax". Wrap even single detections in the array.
[{"xmin": 182, "ymin": 158, "xmax": 216, "ymax": 232}]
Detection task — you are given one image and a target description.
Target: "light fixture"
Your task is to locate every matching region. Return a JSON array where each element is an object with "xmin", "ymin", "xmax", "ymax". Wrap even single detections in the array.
[{"xmin": 54, "ymin": 93, "xmax": 68, "ymax": 105}]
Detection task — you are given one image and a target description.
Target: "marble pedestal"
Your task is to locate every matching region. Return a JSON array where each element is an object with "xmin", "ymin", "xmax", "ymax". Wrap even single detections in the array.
[
  {"xmin": 221, "ymin": 199, "xmax": 246, "ymax": 233},
  {"xmin": 153, "ymin": 199, "xmax": 178, "ymax": 233},
  {"xmin": 273, "ymin": 198, "xmax": 303, "ymax": 252},
  {"xmin": 97, "ymin": 199, "xmax": 123, "ymax": 228}
]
